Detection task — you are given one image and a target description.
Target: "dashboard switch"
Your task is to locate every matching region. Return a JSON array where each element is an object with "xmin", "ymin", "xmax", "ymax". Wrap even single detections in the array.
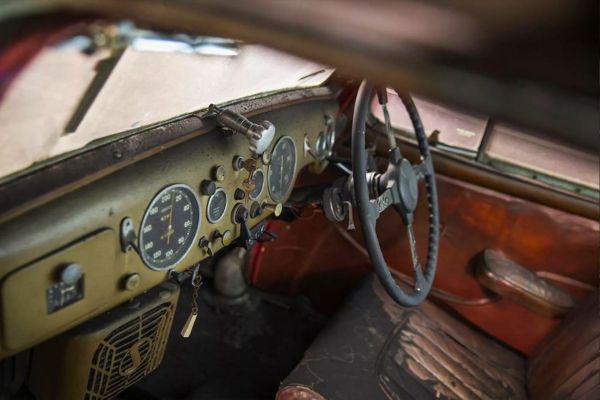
[
  {"xmin": 232, "ymin": 204, "xmax": 249, "ymax": 224},
  {"xmin": 199, "ymin": 236, "xmax": 214, "ymax": 256},
  {"xmin": 60, "ymin": 263, "xmax": 83, "ymax": 286},
  {"xmin": 250, "ymin": 201, "xmax": 263, "ymax": 218},
  {"xmin": 209, "ymin": 104, "xmax": 275, "ymax": 155},
  {"xmin": 212, "ymin": 165, "xmax": 226, "ymax": 182},
  {"xmin": 262, "ymin": 202, "xmax": 283, "ymax": 217},
  {"xmin": 123, "ymin": 273, "xmax": 141, "ymax": 291},
  {"xmin": 200, "ymin": 180, "xmax": 217, "ymax": 196},
  {"xmin": 213, "ymin": 230, "xmax": 233, "ymax": 246},
  {"xmin": 234, "ymin": 188, "xmax": 246, "ymax": 200}
]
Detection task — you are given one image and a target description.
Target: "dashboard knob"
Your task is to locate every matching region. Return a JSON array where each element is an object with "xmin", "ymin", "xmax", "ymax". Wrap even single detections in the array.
[
  {"xmin": 123, "ymin": 273, "xmax": 141, "ymax": 291},
  {"xmin": 232, "ymin": 204, "xmax": 249, "ymax": 224},
  {"xmin": 200, "ymin": 180, "xmax": 217, "ymax": 196},
  {"xmin": 212, "ymin": 165, "xmax": 226, "ymax": 182},
  {"xmin": 249, "ymin": 201, "xmax": 263, "ymax": 218},
  {"xmin": 209, "ymin": 104, "xmax": 275, "ymax": 155},
  {"xmin": 262, "ymin": 202, "xmax": 283, "ymax": 217},
  {"xmin": 213, "ymin": 230, "xmax": 233, "ymax": 246},
  {"xmin": 199, "ymin": 236, "xmax": 214, "ymax": 256},
  {"xmin": 59, "ymin": 263, "xmax": 82, "ymax": 286},
  {"xmin": 234, "ymin": 188, "xmax": 246, "ymax": 200}
]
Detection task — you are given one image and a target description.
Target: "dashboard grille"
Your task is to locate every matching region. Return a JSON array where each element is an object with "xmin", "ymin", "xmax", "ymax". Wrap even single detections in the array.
[{"xmin": 84, "ymin": 303, "xmax": 174, "ymax": 400}]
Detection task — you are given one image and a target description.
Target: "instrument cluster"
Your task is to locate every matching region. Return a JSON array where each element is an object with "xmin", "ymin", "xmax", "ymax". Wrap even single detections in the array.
[{"xmin": 0, "ymin": 96, "xmax": 338, "ymax": 358}]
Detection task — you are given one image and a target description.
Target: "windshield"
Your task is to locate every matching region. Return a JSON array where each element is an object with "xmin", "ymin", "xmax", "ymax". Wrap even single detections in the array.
[{"xmin": 0, "ymin": 22, "xmax": 332, "ymax": 179}]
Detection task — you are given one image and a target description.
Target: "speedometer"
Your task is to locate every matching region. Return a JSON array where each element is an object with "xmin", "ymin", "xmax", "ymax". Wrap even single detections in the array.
[
  {"xmin": 139, "ymin": 184, "xmax": 201, "ymax": 270},
  {"xmin": 268, "ymin": 136, "xmax": 297, "ymax": 202}
]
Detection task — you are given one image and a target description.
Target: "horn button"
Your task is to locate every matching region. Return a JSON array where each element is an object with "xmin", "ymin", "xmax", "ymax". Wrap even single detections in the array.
[{"xmin": 397, "ymin": 159, "xmax": 418, "ymax": 213}]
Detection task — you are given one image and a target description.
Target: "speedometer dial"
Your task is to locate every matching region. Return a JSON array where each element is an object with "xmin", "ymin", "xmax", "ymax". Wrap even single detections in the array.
[
  {"xmin": 207, "ymin": 188, "xmax": 228, "ymax": 223},
  {"xmin": 139, "ymin": 184, "xmax": 200, "ymax": 270},
  {"xmin": 268, "ymin": 136, "xmax": 297, "ymax": 202}
]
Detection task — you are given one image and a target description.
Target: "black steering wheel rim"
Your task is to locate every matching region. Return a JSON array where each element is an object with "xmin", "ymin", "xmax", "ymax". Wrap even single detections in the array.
[{"xmin": 351, "ymin": 80, "xmax": 439, "ymax": 307}]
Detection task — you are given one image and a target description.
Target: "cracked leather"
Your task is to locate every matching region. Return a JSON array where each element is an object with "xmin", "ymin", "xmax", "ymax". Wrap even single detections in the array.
[
  {"xmin": 476, "ymin": 250, "xmax": 575, "ymax": 317},
  {"xmin": 277, "ymin": 274, "xmax": 526, "ymax": 399},
  {"xmin": 528, "ymin": 290, "xmax": 600, "ymax": 399}
]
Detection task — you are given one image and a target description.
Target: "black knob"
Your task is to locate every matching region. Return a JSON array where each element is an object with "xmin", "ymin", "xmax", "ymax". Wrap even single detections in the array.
[
  {"xmin": 249, "ymin": 201, "xmax": 263, "ymax": 218},
  {"xmin": 232, "ymin": 204, "xmax": 249, "ymax": 224},
  {"xmin": 200, "ymin": 180, "xmax": 217, "ymax": 196},
  {"xmin": 234, "ymin": 188, "xmax": 246, "ymax": 200}
]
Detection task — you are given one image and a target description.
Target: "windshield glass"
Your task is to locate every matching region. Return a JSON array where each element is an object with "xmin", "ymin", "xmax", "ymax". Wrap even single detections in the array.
[{"xmin": 0, "ymin": 22, "xmax": 332, "ymax": 179}]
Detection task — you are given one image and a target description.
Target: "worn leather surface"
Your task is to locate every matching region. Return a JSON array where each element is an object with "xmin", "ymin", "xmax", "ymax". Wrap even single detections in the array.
[
  {"xmin": 278, "ymin": 274, "xmax": 526, "ymax": 399},
  {"xmin": 476, "ymin": 249, "xmax": 575, "ymax": 317},
  {"xmin": 256, "ymin": 175, "xmax": 599, "ymax": 355},
  {"xmin": 527, "ymin": 290, "xmax": 600, "ymax": 399}
]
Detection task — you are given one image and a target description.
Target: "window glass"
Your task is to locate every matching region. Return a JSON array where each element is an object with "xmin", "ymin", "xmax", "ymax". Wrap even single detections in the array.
[{"xmin": 371, "ymin": 91, "xmax": 599, "ymax": 199}]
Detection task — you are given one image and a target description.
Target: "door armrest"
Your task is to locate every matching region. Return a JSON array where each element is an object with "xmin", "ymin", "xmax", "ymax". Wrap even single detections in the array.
[{"xmin": 476, "ymin": 250, "xmax": 575, "ymax": 318}]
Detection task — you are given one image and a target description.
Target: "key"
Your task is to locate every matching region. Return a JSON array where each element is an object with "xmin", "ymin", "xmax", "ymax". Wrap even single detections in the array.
[
  {"xmin": 343, "ymin": 201, "xmax": 355, "ymax": 230},
  {"xmin": 180, "ymin": 266, "xmax": 203, "ymax": 338}
]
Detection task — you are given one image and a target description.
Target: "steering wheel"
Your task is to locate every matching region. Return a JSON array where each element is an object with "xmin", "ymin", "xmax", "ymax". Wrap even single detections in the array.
[{"xmin": 351, "ymin": 80, "xmax": 439, "ymax": 307}]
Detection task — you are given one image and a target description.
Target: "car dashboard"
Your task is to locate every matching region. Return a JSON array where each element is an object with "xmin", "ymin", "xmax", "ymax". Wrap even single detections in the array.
[{"xmin": 0, "ymin": 89, "xmax": 338, "ymax": 359}]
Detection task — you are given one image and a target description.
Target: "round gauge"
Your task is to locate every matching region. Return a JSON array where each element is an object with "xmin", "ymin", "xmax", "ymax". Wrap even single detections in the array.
[
  {"xmin": 207, "ymin": 188, "xmax": 228, "ymax": 223},
  {"xmin": 250, "ymin": 169, "xmax": 265, "ymax": 200},
  {"xmin": 139, "ymin": 184, "xmax": 201, "ymax": 270},
  {"xmin": 325, "ymin": 115, "xmax": 336, "ymax": 149},
  {"xmin": 268, "ymin": 136, "xmax": 297, "ymax": 202},
  {"xmin": 315, "ymin": 131, "xmax": 327, "ymax": 158}
]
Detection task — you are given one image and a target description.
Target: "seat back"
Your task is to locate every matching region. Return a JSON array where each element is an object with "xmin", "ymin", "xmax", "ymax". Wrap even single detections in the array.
[{"xmin": 527, "ymin": 291, "xmax": 599, "ymax": 399}]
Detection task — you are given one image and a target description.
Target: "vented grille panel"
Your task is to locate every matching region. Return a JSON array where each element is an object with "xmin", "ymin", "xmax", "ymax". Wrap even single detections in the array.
[{"xmin": 84, "ymin": 303, "xmax": 174, "ymax": 400}]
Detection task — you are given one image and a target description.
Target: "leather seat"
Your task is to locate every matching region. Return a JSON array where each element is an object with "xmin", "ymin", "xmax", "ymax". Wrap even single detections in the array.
[{"xmin": 277, "ymin": 274, "xmax": 599, "ymax": 400}]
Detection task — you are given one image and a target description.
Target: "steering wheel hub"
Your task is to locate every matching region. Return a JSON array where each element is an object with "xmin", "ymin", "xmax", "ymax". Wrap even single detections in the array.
[{"xmin": 398, "ymin": 159, "xmax": 419, "ymax": 213}]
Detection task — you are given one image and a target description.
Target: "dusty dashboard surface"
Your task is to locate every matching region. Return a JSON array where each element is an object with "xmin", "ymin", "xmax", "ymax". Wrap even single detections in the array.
[{"xmin": 0, "ymin": 89, "xmax": 338, "ymax": 358}]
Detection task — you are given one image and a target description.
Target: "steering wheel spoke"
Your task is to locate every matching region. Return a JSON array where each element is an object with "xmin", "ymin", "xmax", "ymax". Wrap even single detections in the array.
[
  {"xmin": 406, "ymin": 223, "xmax": 424, "ymax": 291},
  {"xmin": 369, "ymin": 188, "xmax": 396, "ymax": 219},
  {"xmin": 412, "ymin": 155, "xmax": 433, "ymax": 182}
]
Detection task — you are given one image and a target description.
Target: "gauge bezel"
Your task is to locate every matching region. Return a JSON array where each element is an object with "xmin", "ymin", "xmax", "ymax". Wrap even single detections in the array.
[
  {"xmin": 249, "ymin": 169, "xmax": 265, "ymax": 200},
  {"xmin": 138, "ymin": 183, "xmax": 201, "ymax": 271},
  {"xmin": 267, "ymin": 136, "xmax": 298, "ymax": 202},
  {"xmin": 315, "ymin": 131, "xmax": 327, "ymax": 158},
  {"xmin": 206, "ymin": 187, "xmax": 228, "ymax": 224}
]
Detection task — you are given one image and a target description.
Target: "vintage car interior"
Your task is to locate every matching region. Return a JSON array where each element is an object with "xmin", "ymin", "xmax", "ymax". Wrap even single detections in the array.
[{"xmin": 0, "ymin": 2, "xmax": 597, "ymax": 400}]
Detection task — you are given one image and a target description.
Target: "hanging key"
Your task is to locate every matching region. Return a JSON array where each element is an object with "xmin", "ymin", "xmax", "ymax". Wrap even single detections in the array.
[
  {"xmin": 181, "ymin": 266, "xmax": 203, "ymax": 338},
  {"xmin": 343, "ymin": 201, "xmax": 355, "ymax": 230}
]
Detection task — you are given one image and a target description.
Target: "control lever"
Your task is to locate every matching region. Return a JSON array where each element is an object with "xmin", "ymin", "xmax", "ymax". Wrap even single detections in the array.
[
  {"xmin": 209, "ymin": 104, "xmax": 275, "ymax": 155},
  {"xmin": 232, "ymin": 204, "xmax": 254, "ymax": 249}
]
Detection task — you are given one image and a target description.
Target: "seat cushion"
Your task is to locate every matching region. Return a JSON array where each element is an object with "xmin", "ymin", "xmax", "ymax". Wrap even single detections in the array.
[{"xmin": 277, "ymin": 274, "xmax": 526, "ymax": 400}]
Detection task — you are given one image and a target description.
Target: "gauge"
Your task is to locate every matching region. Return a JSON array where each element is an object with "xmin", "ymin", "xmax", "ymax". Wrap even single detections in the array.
[
  {"xmin": 139, "ymin": 184, "xmax": 201, "ymax": 270},
  {"xmin": 249, "ymin": 169, "xmax": 265, "ymax": 200},
  {"xmin": 315, "ymin": 131, "xmax": 327, "ymax": 158},
  {"xmin": 268, "ymin": 136, "xmax": 297, "ymax": 202},
  {"xmin": 207, "ymin": 188, "xmax": 228, "ymax": 223},
  {"xmin": 325, "ymin": 115, "xmax": 336, "ymax": 149}
]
